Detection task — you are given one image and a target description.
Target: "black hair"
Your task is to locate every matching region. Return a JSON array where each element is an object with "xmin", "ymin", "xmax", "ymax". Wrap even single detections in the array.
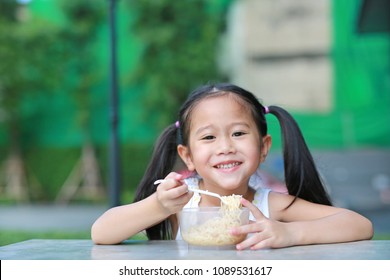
[{"xmin": 133, "ymin": 82, "xmax": 332, "ymax": 240}]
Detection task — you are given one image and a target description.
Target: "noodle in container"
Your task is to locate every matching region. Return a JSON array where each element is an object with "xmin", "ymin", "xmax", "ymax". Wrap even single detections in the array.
[{"xmin": 179, "ymin": 195, "xmax": 249, "ymax": 246}]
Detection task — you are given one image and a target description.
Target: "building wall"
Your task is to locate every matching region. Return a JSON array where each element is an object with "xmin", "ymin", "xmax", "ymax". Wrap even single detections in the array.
[
  {"xmin": 221, "ymin": 0, "xmax": 390, "ymax": 149},
  {"xmin": 222, "ymin": 0, "xmax": 332, "ymax": 113}
]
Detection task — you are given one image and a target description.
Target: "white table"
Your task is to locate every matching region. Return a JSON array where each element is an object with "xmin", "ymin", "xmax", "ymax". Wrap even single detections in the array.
[{"xmin": 1, "ymin": 239, "xmax": 389, "ymax": 260}]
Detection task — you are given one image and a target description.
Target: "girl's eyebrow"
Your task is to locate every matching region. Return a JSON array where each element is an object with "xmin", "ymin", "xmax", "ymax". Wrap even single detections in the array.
[
  {"xmin": 232, "ymin": 122, "xmax": 251, "ymax": 128},
  {"xmin": 194, "ymin": 125, "xmax": 213, "ymax": 136}
]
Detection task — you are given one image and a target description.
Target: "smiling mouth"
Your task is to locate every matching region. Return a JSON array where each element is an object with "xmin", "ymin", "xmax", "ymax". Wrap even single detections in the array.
[{"xmin": 215, "ymin": 162, "xmax": 241, "ymax": 169}]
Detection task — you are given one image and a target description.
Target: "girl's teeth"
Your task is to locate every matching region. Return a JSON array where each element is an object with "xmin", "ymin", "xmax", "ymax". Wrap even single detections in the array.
[{"xmin": 217, "ymin": 162, "xmax": 239, "ymax": 169}]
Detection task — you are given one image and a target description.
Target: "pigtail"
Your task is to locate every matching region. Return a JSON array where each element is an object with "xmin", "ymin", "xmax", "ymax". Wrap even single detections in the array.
[
  {"xmin": 268, "ymin": 105, "xmax": 332, "ymax": 206},
  {"xmin": 133, "ymin": 123, "xmax": 179, "ymax": 239}
]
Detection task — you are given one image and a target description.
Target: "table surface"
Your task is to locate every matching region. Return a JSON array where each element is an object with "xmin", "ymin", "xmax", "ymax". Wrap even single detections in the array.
[{"xmin": 1, "ymin": 239, "xmax": 389, "ymax": 260}]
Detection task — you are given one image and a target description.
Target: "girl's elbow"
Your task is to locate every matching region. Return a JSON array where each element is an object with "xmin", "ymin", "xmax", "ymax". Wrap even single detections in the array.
[
  {"xmin": 91, "ymin": 222, "xmax": 125, "ymax": 245},
  {"xmin": 364, "ymin": 218, "xmax": 374, "ymax": 240},
  {"xmin": 357, "ymin": 215, "xmax": 374, "ymax": 240},
  {"xmin": 91, "ymin": 232, "xmax": 117, "ymax": 245},
  {"xmin": 91, "ymin": 221, "xmax": 112, "ymax": 245},
  {"xmin": 91, "ymin": 222, "xmax": 103, "ymax": 244}
]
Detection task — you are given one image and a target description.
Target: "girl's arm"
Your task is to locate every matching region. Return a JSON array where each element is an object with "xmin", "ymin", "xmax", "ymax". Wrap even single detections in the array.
[
  {"xmin": 91, "ymin": 193, "xmax": 169, "ymax": 245},
  {"xmin": 232, "ymin": 193, "xmax": 373, "ymax": 250},
  {"xmin": 91, "ymin": 174, "xmax": 192, "ymax": 245}
]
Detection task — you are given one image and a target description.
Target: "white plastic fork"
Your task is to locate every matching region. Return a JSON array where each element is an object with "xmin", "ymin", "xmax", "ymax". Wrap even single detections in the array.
[{"xmin": 153, "ymin": 179, "xmax": 227, "ymax": 204}]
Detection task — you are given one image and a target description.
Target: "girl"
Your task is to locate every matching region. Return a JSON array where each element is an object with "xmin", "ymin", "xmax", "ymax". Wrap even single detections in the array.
[{"xmin": 91, "ymin": 83, "xmax": 373, "ymax": 250}]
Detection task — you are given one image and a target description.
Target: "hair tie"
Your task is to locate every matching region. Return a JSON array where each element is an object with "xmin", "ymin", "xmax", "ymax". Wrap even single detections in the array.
[
  {"xmin": 175, "ymin": 121, "xmax": 180, "ymax": 128},
  {"xmin": 264, "ymin": 106, "xmax": 269, "ymax": 114}
]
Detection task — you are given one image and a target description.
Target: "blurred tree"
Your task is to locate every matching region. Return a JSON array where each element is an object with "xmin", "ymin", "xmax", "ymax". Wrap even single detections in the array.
[
  {"xmin": 127, "ymin": 0, "xmax": 231, "ymax": 128},
  {"xmin": 0, "ymin": 1, "xmax": 67, "ymax": 201},
  {"xmin": 55, "ymin": 0, "xmax": 106, "ymax": 203}
]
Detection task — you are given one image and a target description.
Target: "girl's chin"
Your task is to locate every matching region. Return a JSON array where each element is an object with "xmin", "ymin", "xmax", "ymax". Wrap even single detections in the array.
[
  {"xmin": 201, "ymin": 176, "xmax": 248, "ymax": 190},
  {"xmin": 213, "ymin": 181, "xmax": 247, "ymax": 193}
]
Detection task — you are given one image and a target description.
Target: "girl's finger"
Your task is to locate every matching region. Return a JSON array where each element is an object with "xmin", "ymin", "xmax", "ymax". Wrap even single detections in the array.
[
  {"xmin": 230, "ymin": 222, "xmax": 263, "ymax": 236},
  {"xmin": 236, "ymin": 231, "xmax": 265, "ymax": 250},
  {"xmin": 171, "ymin": 184, "xmax": 191, "ymax": 198},
  {"xmin": 173, "ymin": 191, "xmax": 193, "ymax": 207},
  {"xmin": 155, "ymin": 172, "xmax": 185, "ymax": 187},
  {"xmin": 164, "ymin": 172, "xmax": 184, "ymax": 183},
  {"xmin": 241, "ymin": 198, "xmax": 266, "ymax": 220}
]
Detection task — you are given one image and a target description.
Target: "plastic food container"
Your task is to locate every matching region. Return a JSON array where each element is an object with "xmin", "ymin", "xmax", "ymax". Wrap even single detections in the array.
[{"xmin": 179, "ymin": 207, "xmax": 249, "ymax": 246}]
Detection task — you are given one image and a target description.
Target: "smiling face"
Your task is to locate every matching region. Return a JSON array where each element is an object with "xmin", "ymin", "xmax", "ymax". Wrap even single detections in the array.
[{"xmin": 178, "ymin": 93, "xmax": 271, "ymax": 196}]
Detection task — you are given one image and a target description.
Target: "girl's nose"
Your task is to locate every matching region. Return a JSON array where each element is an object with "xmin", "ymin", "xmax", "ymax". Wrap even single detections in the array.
[{"xmin": 216, "ymin": 137, "xmax": 236, "ymax": 154}]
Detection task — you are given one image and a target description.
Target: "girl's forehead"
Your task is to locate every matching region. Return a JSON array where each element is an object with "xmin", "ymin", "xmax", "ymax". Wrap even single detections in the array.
[
  {"xmin": 193, "ymin": 94, "xmax": 247, "ymax": 111},
  {"xmin": 190, "ymin": 95, "xmax": 252, "ymax": 123}
]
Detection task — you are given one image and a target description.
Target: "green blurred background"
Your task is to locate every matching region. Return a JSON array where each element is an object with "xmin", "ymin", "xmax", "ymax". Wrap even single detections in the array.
[
  {"xmin": 0, "ymin": 0, "xmax": 389, "ymax": 245},
  {"xmin": 0, "ymin": 0, "xmax": 236, "ymax": 203}
]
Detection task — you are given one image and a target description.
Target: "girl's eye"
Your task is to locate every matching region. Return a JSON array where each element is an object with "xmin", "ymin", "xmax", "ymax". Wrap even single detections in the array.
[
  {"xmin": 232, "ymin": 131, "xmax": 246, "ymax": 137},
  {"xmin": 201, "ymin": 135, "xmax": 215, "ymax": 140}
]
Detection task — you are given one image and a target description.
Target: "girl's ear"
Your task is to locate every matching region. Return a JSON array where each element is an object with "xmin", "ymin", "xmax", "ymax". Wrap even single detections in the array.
[
  {"xmin": 261, "ymin": 134, "xmax": 272, "ymax": 163},
  {"xmin": 177, "ymin": 144, "xmax": 196, "ymax": 171}
]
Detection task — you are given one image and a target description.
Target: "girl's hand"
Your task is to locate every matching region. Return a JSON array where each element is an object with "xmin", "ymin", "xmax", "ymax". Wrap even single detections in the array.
[
  {"xmin": 155, "ymin": 172, "xmax": 193, "ymax": 216},
  {"xmin": 231, "ymin": 198, "xmax": 295, "ymax": 250}
]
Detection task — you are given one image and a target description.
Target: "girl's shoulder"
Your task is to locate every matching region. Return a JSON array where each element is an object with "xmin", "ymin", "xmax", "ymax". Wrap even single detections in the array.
[
  {"xmin": 251, "ymin": 187, "xmax": 272, "ymax": 218},
  {"xmin": 183, "ymin": 176, "xmax": 202, "ymax": 208},
  {"xmin": 184, "ymin": 176, "xmax": 200, "ymax": 188}
]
